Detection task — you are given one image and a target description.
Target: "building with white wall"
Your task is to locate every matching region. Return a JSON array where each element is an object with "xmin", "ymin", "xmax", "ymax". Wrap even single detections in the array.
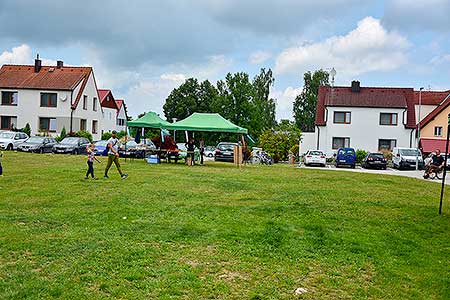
[
  {"xmin": 0, "ymin": 57, "xmax": 104, "ymax": 140},
  {"xmin": 314, "ymin": 81, "xmax": 417, "ymax": 156},
  {"xmin": 98, "ymin": 89, "xmax": 128, "ymax": 134}
]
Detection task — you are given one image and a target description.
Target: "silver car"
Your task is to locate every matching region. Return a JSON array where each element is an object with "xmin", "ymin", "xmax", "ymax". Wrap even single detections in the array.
[{"xmin": 0, "ymin": 131, "xmax": 29, "ymax": 150}]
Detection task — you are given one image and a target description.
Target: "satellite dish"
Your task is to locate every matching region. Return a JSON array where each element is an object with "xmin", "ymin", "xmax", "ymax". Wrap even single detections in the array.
[{"xmin": 60, "ymin": 95, "xmax": 67, "ymax": 102}]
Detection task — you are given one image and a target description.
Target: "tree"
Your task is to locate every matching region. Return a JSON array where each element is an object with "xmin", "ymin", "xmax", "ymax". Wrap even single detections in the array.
[
  {"xmin": 251, "ymin": 68, "xmax": 277, "ymax": 136},
  {"xmin": 259, "ymin": 120, "xmax": 301, "ymax": 163},
  {"xmin": 293, "ymin": 69, "xmax": 329, "ymax": 132}
]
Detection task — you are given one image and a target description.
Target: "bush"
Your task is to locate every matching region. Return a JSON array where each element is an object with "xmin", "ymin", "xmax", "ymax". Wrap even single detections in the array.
[
  {"xmin": 21, "ymin": 123, "xmax": 31, "ymax": 137},
  {"xmin": 102, "ymin": 132, "xmax": 112, "ymax": 140},
  {"xmin": 259, "ymin": 121, "xmax": 301, "ymax": 163},
  {"xmin": 117, "ymin": 130, "xmax": 127, "ymax": 139},
  {"xmin": 75, "ymin": 130, "xmax": 93, "ymax": 142},
  {"xmin": 356, "ymin": 149, "xmax": 368, "ymax": 164}
]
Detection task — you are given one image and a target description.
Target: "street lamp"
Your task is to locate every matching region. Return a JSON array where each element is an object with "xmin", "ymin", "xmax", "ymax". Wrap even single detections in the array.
[{"xmin": 416, "ymin": 87, "xmax": 424, "ymax": 170}]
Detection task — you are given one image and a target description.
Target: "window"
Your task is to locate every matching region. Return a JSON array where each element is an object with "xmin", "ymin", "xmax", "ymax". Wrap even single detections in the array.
[
  {"xmin": 334, "ymin": 111, "xmax": 351, "ymax": 124},
  {"xmin": 1, "ymin": 116, "xmax": 17, "ymax": 130},
  {"xmin": 80, "ymin": 119, "xmax": 87, "ymax": 131},
  {"xmin": 380, "ymin": 113, "xmax": 398, "ymax": 125},
  {"xmin": 92, "ymin": 120, "xmax": 98, "ymax": 134},
  {"xmin": 83, "ymin": 95, "xmax": 88, "ymax": 110},
  {"xmin": 117, "ymin": 118, "xmax": 125, "ymax": 126},
  {"xmin": 39, "ymin": 117, "xmax": 57, "ymax": 132},
  {"xmin": 1, "ymin": 91, "xmax": 18, "ymax": 105},
  {"xmin": 434, "ymin": 126, "xmax": 443, "ymax": 137},
  {"xmin": 332, "ymin": 137, "xmax": 350, "ymax": 149},
  {"xmin": 93, "ymin": 97, "xmax": 97, "ymax": 111},
  {"xmin": 40, "ymin": 93, "xmax": 57, "ymax": 107},
  {"xmin": 378, "ymin": 139, "xmax": 397, "ymax": 151}
]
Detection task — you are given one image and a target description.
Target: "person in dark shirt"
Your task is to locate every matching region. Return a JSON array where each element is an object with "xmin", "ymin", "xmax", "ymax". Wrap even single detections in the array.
[
  {"xmin": 185, "ymin": 138, "xmax": 195, "ymax": 166},
  {"xmin": 424, "ymin": 149, "xmax": 445, "ymax": 178}
]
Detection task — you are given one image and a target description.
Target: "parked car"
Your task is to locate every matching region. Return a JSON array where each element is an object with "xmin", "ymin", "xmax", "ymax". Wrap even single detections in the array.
[
  {"xmin": 119, "ymin": 140, "xmax": 157, "ymax": 158},
  {"xmin": 93, "ymin": 140, "xmax": 123, "ymax": 156},
  {"xmin": 335, "ymin": 147, "xmax": 356, "ymax": 168},
  {"xmin": 214, "ymin": 142, "xmax": 238, "ymax": 162},
  {"xmin": 304, "ymin": 150, "xmax": 326, "ymax": 167},
  {"xmin": 17, "ymin": 136, "xmax": 57, "ymax": 153},
  {"xmin": 392, "ymin": 147, "xmax": 424, "ymax": 170},
  {"xmin": 0, "ymin": 131, "xmax": 29, "ymax": 150},
  {"xmin": 204, "ymin": 146, "xmax": 216, "ymax": 158},
  {"xmin": 52, "ymin": 137, "xmax": 90, "ymax": 155},
  {"xmin": 362, "ymin": 152, "xmax": 388, "ymax": 169}
]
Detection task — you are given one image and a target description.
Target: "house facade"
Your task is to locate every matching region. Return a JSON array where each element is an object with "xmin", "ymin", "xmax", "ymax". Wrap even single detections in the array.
[
  {"xmin": 98, "ymin": 89, "xmax": 128, "ymax": 133},
  {"xmin": 315, "ymin": 81, "xmax": 417, "ymax": 156},
  {"xmin": 0, "ymin": 58, "xmax": 104, "ymax": 140},
  {"xmin": 115, "ymin": 99, "xmax": 128, "ymax": 132}
]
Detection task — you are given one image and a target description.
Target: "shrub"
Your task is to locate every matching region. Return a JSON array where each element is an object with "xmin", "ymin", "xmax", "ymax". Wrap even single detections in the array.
[
  {"xmin": 102, "ymin": 132, "xmax": 112, "ymax": 140},
  {"xmin": 356, "ymin": 149, "xmax": 368, "ymax": 164},
  {"xmin": 21, "ymin": 123, "xmax": 31, "ymax": 137},
  {"xmin": 117, "ymin": 130, "xmax": 127, "ymax": 139},
  {"xmin": 75, "ymin": 130, "xmax": 93, "ymax": 142},
  {"xmin": 259, "ymin": 121, "xmax": 301, "ymax": 163}
]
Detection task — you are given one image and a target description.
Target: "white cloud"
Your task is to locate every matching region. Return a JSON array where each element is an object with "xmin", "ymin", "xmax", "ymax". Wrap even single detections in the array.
[
  {"xmin": 249, "ymin": 51, "xmax": 272, "ymax": 64},
  {"xmin": 431, "ymin": 54, "xmax": 450, "ymax": 65},
  {"xmin": 160, "ymin": 73, "xmax": 186, "ymax": 82},
  {"xmin": 275, "ymin": 17, "xmax": 410, "ymax": 78},
  {"xmin": 0, "ymin": 44, "xmax": 31, "ymax": 65},
  {"xmin": 270, "ymin": 86, "xmax": 302, "ymax": 120}
]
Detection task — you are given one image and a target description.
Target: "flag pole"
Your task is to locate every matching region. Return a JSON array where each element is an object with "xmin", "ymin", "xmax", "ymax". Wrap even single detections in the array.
[{"xmin": 439, "ymin": 113, "xmax": 450, "ymax": 214}]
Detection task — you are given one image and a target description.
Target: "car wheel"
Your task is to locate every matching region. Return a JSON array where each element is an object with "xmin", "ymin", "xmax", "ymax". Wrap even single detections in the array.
[
  {"xmin": 6, "ymin": 144, "xmax": 13, "ymax": 151},
  {"xmin": 208, "ymin": 153, "xmax": 213, "ymax": 158},
  {"xmin": 73, "ymin": 149, "xmax": 79, "ymax": 155},
  {"xmin": 321, "ymin": 164, "xmax": 326, "ymax": 168},
  {"xmin": 351, "ymin": 164, "xmax": 356, "ymax": 169},
  {"xmin": 39, "ymin": 147, "xmax": 44, "ymax": 154}
]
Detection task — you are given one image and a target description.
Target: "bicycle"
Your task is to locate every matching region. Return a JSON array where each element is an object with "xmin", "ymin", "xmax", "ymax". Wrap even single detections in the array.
[{"xmin": 424, "ymin": 165, "xmax": 443, "ymax": 180}]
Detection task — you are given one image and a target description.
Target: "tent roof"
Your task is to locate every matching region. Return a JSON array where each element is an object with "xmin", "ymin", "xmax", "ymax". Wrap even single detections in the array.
[
  {"xmin": 166, "ymin": 113, "xmax": 248, "ymax": 134},
  {"xmin": 127, "ymin": 111, "xmax": 171, "ymax": 128}
]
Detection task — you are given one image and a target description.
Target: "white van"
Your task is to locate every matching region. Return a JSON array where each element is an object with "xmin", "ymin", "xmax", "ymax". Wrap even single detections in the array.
[{"xmin": 392, "ymin": 147, "xmax": 424, "ymax": 170}]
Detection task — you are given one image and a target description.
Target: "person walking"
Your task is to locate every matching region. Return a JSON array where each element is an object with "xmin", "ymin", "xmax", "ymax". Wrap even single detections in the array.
[
  {"xmin": 85, "ymin": 143, "xmax": 100, "ymax": 180},
  {"xmin": 104, "ymin": 131, "xmax": 128, "ymax": 179},
  {"xmin": 199, "ymin": 139, "xmax": 205, "ymax": 165},
  {"xmin": 185, "ymin": 138, "xmax": 195, "ymax": 166}
]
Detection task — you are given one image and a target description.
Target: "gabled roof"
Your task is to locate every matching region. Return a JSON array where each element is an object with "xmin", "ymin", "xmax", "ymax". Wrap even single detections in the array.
[
  {"xmin": 0, "ymin": 64, "xmax": 94, "ymax": 110},
  {"xmin": 414, "ymin": 91, "xmax": 450, "ymax": 106},
  {"xmin": 98, "ymin": 89, "xmax": 119, "ymax": 110},
  {"xmin": 115, "ymin": 99, "xmax": 128, "ymax": 117},
  {"xmin": 316, "ymin": 85, "xmax": 416, "ymax": 128},
  {"xmin": 418, "ymin": 92, "xmax": 450, "ymax": 129}
]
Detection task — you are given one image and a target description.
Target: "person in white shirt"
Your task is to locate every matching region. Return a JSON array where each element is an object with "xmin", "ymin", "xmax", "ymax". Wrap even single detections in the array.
[{"xmin": 104, "ymin": 131, "xmax": 128, "ymax": 179}]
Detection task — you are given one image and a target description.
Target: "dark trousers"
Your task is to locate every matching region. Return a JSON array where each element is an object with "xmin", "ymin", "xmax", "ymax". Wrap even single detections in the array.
[
  {"xmin": 0, "ymin": 163, "xmax": 2, "ymax": 175},
  {"xmin": 86, "ymin": 161, "xmax": 94, "ymax": 178}
]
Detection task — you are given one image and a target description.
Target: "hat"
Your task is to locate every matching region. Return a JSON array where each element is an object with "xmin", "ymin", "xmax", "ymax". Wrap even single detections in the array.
[{"xmin": 112, "ymin": 130, "xmax": 117, "ymax": 134}]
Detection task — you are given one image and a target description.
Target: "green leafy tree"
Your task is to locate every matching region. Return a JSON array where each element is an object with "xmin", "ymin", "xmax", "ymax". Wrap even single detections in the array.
[
  {"xmin": 75, "ymin": 130, "xmax": 93, "ymax": 142},
  {"xmin": 293, "ymin": 69, "xmax": 329, "ymax": 132},
  {"xmin": 101, "ymin": 132, "xmax": 112, "ymax": 140},
  {"xmin": 259, "ymin": 120, "xmax": 302, "ymax": 162}
]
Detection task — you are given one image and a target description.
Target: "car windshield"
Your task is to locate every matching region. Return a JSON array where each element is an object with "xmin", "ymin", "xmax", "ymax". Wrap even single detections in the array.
[
  {"xmin": 27, "ymin": 137, "xmax": 45, "ymax": 143},
  {"xmin": 124, "ymin": 141, "xmax": 137, "ymax": 148},
  {"xmin": 339, "ymin": 149, "xmax": 355, "ymax": 156},
  {"xmin": 0, "ymin": 132, "xmax": 14, "ymax": 139},
  {"xmin": 205, "ymin": 146, "xmax": 215, "ymax": 151},
  {"xmin": 309, "ymin": 151, "xmax": 323, "ymax": 156},
  {"xmin": 370, "ymin": 153, "xmax": 384, "ymax": 158},
  {"xmin": 400, "ymin": 149, "xmax": 419, "ymax": 156},
  {"xmin": 61, "ymin": 138, "xmax": 79, "ymax": 144},
  {"xmin": 218, "ymin": 144, "xmax": 235, "ymax": 151},
  {"xmin": 95, "ymin": 140, "xmax": 108, "ymax": 146}
]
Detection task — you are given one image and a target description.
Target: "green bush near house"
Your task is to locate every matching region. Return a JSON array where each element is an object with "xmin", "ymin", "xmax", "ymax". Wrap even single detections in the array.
[
  {"xmin": 356, "ymin": 149, "xmax": 368, "ymax": 164},
  {"xmin": 75, "ymin": 130, "xmax": 93, "ymax": 142},
  {"xmin": 55, "ymin": 127, "xmax": 67, "ymax": 142},
  {"xmin": 101, "ymin": 132, "xmax": 112, "ymax": 141}
]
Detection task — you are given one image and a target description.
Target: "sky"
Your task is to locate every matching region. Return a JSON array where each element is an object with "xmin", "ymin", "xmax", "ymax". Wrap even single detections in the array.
[{"xmin": 0, "ymin": 0, "xmax": 449, "ymax": 120}]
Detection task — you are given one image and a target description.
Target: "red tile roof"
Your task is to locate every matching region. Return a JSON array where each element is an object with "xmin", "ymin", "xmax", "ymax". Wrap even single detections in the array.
[
  {"xmin": 316, "ymin": 85, "xmax": 416, "ymax": 128},
  {"xmin": 98, "ymin": 89, "xmax": 119, "ymax": 110},
  {"xmin": 414, "ymin": 91, "xmax": 450, "ymax": 106},
  {"xmin": 0, "ymin": 64, "xmax": 95, "ymax": 110},
  {"xmin": 418, "ymin": 92, "xmax": 450, "ymax": 129},
  {"xmin": 419, "ymin": 138, "xmax": 449, "ymax": 154}
]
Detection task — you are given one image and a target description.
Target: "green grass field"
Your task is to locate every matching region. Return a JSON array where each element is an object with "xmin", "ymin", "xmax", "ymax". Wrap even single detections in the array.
[{"xmin": 1, "ymin": 152, "xmax": 450, "ymax": 299}]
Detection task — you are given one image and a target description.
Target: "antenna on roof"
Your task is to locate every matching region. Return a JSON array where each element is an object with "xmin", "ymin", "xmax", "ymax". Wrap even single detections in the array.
[{"xmin": 37, "ymin": 53, "xmax": 39, "ymax": 60}]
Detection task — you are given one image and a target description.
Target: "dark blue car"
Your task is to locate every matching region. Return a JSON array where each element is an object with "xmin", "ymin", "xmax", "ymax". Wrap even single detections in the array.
[
  {"xmin": 93, "ymin": 140, "xmax": 109, "ymax": 156},
  {"xmin": 335, "ymin": 147, "xmax": 356, "ymax": 168}
]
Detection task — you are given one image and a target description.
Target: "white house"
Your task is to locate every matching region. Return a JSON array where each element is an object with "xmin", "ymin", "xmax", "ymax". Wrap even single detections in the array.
[
  {"xmin": 98, "ymin": 89, "xmax": 128, "ymax": 133},
  {"xmin": 0, "ymin": 57, "xmax": 104, "ymax": 140},
  {"xmin": 314, "ymin": 81, "xmax": 417, "ymax": 156}
]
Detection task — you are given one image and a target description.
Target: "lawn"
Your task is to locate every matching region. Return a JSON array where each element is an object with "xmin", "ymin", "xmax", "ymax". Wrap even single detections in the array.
[{"xmin": 0, "ymin": 152, "xmax": 449, "ymax": 299}]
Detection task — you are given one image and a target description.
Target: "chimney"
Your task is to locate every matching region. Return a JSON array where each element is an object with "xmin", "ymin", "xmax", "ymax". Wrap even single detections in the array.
[
  {"xmin": 351, "ymin": 80, "xmax": 360, "ymax": 92},
  {"xmin": 34, "ymin": 54, "xmax": 42, "ymax": 73},
  {"xmin": 57, "ymin": 60, "xmax": 64, "ymax": 69}
]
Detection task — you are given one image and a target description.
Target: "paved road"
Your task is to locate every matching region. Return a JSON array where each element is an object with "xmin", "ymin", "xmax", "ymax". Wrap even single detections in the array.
[{"xmin": 299, "ymin": 164, "xmax": 450, "ymax": 185}]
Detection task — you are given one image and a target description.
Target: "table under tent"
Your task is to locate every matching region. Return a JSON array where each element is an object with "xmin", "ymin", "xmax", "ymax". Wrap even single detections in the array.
[{"xmin": 126, "ymin": 112, "xmax": 249, "ymax": 165}]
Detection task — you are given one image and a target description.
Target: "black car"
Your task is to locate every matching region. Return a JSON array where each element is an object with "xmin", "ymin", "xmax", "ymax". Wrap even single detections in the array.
[
  {"xmin": 52, "ymin": 137, "xmax": 90, "ymax": 155},
  {"xmin": 119, "ymin": 140, "xmax": 156, "ymax": 158},
  {"xmin": 17, "ymin": 136, "xmax": 57, "ymax": 153},
  {"xmin": 214, "ymin": 142, "xmax": 238, "ymax": 162},
  {"xmin": 362, "ymin": 152, "xmax": 388, "ymax": 170}
]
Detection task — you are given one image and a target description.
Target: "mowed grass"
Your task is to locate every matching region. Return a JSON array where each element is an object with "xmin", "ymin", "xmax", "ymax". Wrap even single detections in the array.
[{"xmin": 0, "ymin": 152, "xmax": 450, "ymax": 300}]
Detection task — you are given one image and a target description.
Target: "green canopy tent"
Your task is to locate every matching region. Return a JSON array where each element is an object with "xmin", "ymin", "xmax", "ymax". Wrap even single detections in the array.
[
  {"xmin": 165, "ymin": 113, "xmax": 248, "ymax": 134},
  {"xmin": 126, "ymin": 111, "xmax": 172, "ymax": 129}
]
